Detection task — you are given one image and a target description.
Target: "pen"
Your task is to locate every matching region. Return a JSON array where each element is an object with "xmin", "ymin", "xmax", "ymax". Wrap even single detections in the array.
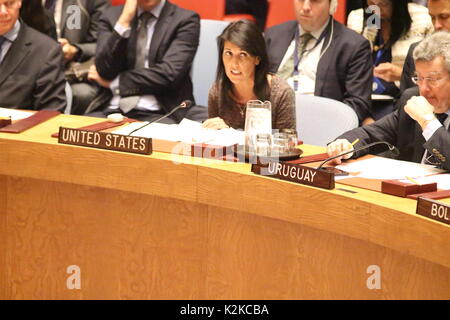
[
  {"xmin": 351, "ymin": 139, "xmax": 359, "ymax": 146},
  {"xmin": 405, "ymin": 176, "xmax": 420, "ymax": 185}
]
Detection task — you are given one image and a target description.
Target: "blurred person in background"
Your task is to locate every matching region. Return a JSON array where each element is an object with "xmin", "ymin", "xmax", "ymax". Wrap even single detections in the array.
[{"xmin": 347, "ymin": 0, "xmax": 433, "ymax": 121}]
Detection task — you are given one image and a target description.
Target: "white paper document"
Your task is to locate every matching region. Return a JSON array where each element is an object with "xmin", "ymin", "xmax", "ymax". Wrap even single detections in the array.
[
  {"xmin": 112, "ymin": 119, "xmax": 245, "ymax": 146},
  {"xmin": 397, "ymin": 174, "xmax": 450, "ymax": 190},
  {"xmin": 336, "ymin": 157, "xmax": 446, "ymax": 180},
  {"xmin": 0, "ymin": 107, "xmax": 33, "ymax": 121}
]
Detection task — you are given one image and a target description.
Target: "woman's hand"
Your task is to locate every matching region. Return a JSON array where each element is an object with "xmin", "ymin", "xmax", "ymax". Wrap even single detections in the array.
[
  {"xmin": 202, "ymin": 117, "xmax": 230, "ymax": 130},
  {"xmin": 374, "ymin": 62, "xmax": 402, "ymax": 82}
]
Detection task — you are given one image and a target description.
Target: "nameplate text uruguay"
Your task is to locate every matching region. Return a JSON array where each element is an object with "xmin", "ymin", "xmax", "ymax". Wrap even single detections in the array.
[
  {"xmin": 416, "ymin": 197, "xmax": 450, "ymax": 226},
  {"xmin": 58, "ymin": 127, "xmax": 152, "ymax": 155},
  {"xmin": 252, "ymin": 161, "xmax": 335, "ymax": 189}
]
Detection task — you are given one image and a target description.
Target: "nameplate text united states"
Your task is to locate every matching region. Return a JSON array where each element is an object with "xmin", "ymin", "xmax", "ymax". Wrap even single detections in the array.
[{"xmin": 58, "ymin": 127, "xmax": 152, "ymax": 155}]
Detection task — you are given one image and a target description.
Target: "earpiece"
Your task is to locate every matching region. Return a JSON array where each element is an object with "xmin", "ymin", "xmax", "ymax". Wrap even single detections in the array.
[{"xmin": 329, "ymin": 0, "xmax": 338, "ymax": 15}]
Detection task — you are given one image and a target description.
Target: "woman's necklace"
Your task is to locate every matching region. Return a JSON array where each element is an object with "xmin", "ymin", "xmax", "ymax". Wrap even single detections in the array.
[
  {"xmin": 237, "ymin": 102, "xmax": 246, "ymax": 117},
  {"xmin": 231, "ymin": 89, "xmax": 255, "ymax": 118}
]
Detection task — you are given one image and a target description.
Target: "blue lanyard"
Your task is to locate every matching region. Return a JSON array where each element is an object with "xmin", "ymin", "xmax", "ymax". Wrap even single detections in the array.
[
  {"xmin": 372, "ymin": 31, "xmax": 387, "ymax": 94},
  {"xmin": 373, "ymin": 31, "xmax": 386, "ymax": 66},
  {"xmin": 293, "ymin": 19, "xmax": 330, "ymax": 91}
]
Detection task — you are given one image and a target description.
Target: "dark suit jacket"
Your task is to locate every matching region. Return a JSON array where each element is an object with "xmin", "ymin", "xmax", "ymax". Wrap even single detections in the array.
[
  {"xmin": 400, "ymin": 41, "xmax": 419, "ymax": 93},
  {"xmin": 0, "ymin": 22, "xmax": 66, "ymax": 111},
  {"xmin": 265, "ymin": 19, "xmax": 373, "ymax": 123},
  {"xmin": 94, "ymin": 1, "xmax": 200, "ymax": 121},
  {"xmin": 60, "ymin": 0, "xmax": 110, "ymax": 62},
  {"xmin": 337, "ymin": 87, "xmax": 450, "ymax": 170},
  {"xmin": 226, "ymin": 0, "xmax": 268, "ymax": 30}
]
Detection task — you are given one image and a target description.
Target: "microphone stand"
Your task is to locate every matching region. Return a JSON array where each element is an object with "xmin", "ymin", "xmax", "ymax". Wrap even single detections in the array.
[
  {"xmin": 127, "ymin": 100, "xmax": 192, "ymax": 136},
  {"xmin": 316, "ymin": 141, "xmax": 400, "ymax": 171}
]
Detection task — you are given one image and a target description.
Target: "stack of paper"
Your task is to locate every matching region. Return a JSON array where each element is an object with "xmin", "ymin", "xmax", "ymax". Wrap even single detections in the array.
[
  {"xmin": 336, "ymin": 157, "xmax": 446, "ymax": 180},
  {"xmin": 112, "ymin": 119, "xmax": 245, "ymax": 147},
  {"xmin": 0, "ymin": 107, "xmax": 33, "ymax": 121}
]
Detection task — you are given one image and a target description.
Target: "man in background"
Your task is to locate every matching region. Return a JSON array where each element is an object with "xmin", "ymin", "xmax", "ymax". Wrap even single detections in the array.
[
  {"xmin": 87, "ymin": 0, "xmax": 206, "ymax": 123},
  {"xmin": 265, "ymin": 0, "xmax": 373, "ymax": 124},
  {"xmin": 401, "ymin": 0, "xmax": 450, "ymax": 92},
  {"xmin": 43, "ymin": 0, "xmax": 110, "ymax": 114},
  {"xmin": 0, "ymin": 0, "xmax": 66, "ymax": 110},
  {"xmin": 328, "ymin": 32, "xmax": 450, "ymax": 171}
]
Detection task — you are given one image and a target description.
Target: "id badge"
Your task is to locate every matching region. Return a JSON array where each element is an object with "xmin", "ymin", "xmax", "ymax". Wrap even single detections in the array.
[
  {"xmin": 373, "ymin": 77, "xmax": 386, "ymax": 94},
  {"xmin": 288, "ymin": 76, "xmax": 300, "ymax": 91}
]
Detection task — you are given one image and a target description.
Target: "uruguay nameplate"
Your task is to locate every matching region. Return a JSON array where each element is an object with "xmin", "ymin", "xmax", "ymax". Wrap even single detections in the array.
[
  {"xmin": 58, "ymin": 127, "xmax": 152, "ymax": 155},
  {"xmin": 416, "ymin": 197, "xmax": 450, "ymax": 226},
  {"xmin": 252, "ymin": 161, "xmax": 335, "ymax": 190}
]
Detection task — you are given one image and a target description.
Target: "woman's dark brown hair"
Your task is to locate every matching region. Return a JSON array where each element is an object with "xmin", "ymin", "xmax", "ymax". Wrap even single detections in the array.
[{"xmin": 216, "ymin": 19, "xmax": 270, "ymax": 107}]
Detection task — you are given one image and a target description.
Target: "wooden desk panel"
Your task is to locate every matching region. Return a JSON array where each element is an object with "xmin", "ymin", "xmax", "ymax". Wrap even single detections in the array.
[
  {"xmin": 1, "ymin": 175, "xmax": 208, "ymax": 300},
  {"xmin": 205, "ymin": 206, "xmax": 450, "ymax": 299}
]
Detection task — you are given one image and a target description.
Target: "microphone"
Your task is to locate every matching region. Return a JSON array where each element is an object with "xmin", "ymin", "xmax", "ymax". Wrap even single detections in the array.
[
  {"xmin": 316, "ymin": 141, "xmax": 400, "ymax": 171},
  {"xmin": 127, "ymin": 100, "xmax": 192, "ymax": 136}
]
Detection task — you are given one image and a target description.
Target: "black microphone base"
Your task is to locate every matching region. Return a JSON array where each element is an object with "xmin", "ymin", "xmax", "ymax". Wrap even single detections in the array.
[{"xmin": 318, "ymin": 166, "xmax": 350, "ymax": 177}]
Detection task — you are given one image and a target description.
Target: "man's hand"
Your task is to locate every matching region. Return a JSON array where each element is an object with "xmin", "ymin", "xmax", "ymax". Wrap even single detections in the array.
[
  {"xmin": 87, "ymin": 65, "xmax": 112, "ymax": 88},
  {"xmin": 202, "ymin": 117, "xmax": 230, "ymax": 130},
  {"xmin": 362, "ymin": 117, "xmax": 375, "ymax": 125},
  {"xmin": 59, "ymin": 38, "xmax": 79, "ymax": 61},
  {"xmin": 118, "ymin": 0, "xmax": 138, "ymax": 28},
  {"xmin": 404, "ymin": 96, "xmax": 435, "ymax": 129},
  {"xmin": 374, "ymin": 62, "xmax": 402, "ymax": 82},
  {"xmin": 326, "ymin": 139, "xmax": 354, "ymax": 165}
]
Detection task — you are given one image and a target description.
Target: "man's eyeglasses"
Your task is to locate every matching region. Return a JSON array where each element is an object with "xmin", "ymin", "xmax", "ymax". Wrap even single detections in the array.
[{"xmin": 412, "ymin": 73, "xmax": 449, "ymax": 88}]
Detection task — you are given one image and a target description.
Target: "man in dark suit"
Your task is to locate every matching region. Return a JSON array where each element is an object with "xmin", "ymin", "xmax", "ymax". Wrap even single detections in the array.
[
  {"xmin": 43, "ymin": 0, "xmax": 110, "ymax": 114},
  {"xmin": 264, "ymin": 0, "xmax": 373, "ymax": 124},
  {"xmin": 87, "ymin": 0, "xmax": 206, "ymax": 123},
  {"xmin": 0, "ymin": 0, "xmax": 66, "ymax": 110},
  {"xmin": 327, "ymin": 32, "xmax": 450, "ymax": 171},
  {"xmin": 400, "ymin": 0, "xmax": 450, "ymax": 93}
]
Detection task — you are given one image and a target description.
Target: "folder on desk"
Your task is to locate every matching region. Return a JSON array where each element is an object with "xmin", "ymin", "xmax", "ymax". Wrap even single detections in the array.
[{"xmin": 0, "ymin": 110, "xmax": 60, "ymax": 133}]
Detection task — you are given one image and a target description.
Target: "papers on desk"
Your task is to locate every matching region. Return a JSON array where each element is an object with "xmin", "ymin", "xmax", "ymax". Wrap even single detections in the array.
[
  {"xmin": 397, "ymin": 174, "xmax": 450, "ymax": 190},
  {"xmin": 336, "ymin": 157, "xmax": 445, "ymax": 180},
  {"xmin": 112, "ymin": 119, "xmax": 245, "ymax": 146},
  {"xmin": 0, "ymin": 107, "xmax": 33, "ymax": 121},
  {"xmin": 371, "ymin": 94, "xmax": 394, "ymax": 101}
]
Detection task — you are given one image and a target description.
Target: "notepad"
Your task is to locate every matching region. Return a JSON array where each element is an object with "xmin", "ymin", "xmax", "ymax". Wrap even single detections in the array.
[
  {"xmin": 113, "ymin": 119, "xmax": 245, "ymax": 147},
  {"xmin": 336, "ymin": 157, "xmax": 445, "ymax": 180},
  {"xmin": 0, "ymin": 107, "xmax": 33, "ymax": 121}
]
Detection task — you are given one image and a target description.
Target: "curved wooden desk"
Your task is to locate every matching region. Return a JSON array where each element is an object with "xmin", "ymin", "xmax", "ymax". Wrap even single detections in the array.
[{"xmin": 0, "ymin": 114, "xmax": 449, "ymax": 299}]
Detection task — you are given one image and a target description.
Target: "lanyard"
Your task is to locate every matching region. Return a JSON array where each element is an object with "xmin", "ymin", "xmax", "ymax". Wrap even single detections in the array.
[
  {"xmin": 373, "ymin": 31, "xmax": 386, "ymax": 66},
  {"xmin": 292, "ymin": 19, "xmax": 330, "ymax": 91},
  {"xmin": 373, "ymin": 31, "xmax": 387, "ymax": 94}
]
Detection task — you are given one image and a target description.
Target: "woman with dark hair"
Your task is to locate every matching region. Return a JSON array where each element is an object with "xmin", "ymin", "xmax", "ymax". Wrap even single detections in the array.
[
  {"xmin": 347, "ymin": 0, "xmax": 433, "ymax": 121},
  {"xmin": 20, "ymin": 0, "xmax": 57, "ymax": 40},
  {"xmin": 203, "ymin": 20, "xmax": 295, "ymax": 130}
]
